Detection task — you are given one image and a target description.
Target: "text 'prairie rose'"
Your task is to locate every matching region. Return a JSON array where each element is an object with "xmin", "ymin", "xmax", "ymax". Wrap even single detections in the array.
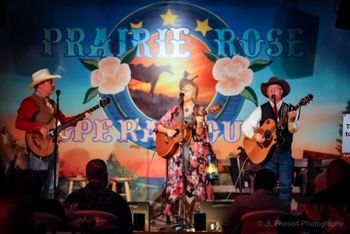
[
  {"xmin": 212, "ymin": 55, "xmax": 253, "ymax": 96},
  {"xmin": 91, "ymin": 56, "xmax": 131, "ymax": 94}
]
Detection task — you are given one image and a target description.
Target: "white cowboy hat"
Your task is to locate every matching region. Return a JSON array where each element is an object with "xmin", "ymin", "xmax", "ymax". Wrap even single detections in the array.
[{"xmin": 29, "ymin": 68, "xmax": 61, "ymax": 88}]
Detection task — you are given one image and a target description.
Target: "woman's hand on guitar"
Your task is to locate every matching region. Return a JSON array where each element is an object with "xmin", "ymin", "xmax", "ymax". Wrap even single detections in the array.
[
  {"xmin": 166, "ymin": 129, "xmax": 177, "ymax": 137},
  {"xmin": 253, "ymin": 133, "xmax": 265, "ymax": 143},
  {"xmin": 195, "ymin": 115, "xmax": 204, "ymax": 123}
]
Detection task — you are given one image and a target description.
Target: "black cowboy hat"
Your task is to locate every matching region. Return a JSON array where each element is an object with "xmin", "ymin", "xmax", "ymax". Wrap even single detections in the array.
[{"xmin": 261, "ymin": 77, "xmax": 290, "ymax": 97}]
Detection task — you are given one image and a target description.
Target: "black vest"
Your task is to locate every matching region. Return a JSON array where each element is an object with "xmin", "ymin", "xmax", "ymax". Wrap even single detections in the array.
[{"xmin": 260, "ymin": 102, "xmax": 293, "ymax": 153}]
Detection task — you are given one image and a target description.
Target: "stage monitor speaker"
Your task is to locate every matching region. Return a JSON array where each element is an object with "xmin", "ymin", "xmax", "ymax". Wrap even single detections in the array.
[
  {"xmin": 336, "ymin": 0, "xmax": 350, "ymax": 30},
  {"xmin": 271, "ymin": 8, "xmax": 319, "ymax": 79},
  {"xmin": 128, "ymin": 202, "xmax": 150, "ymax": 231},
  {"xmin": 133, "ymin": 213, "xmax": 145, "ymax": 231},
  {"xmin": 194, "ymin": 213, "xmax": 206, "ymax": 231},
  {"xmin": 200, "ymin": 201, "xmax": 232, "ymax": 231}
]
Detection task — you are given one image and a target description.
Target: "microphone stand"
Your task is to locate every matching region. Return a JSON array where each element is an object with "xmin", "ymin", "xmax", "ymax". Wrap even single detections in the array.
[
  {"xmin": 164, "ymin": 93, "xmax": 191, "ymax": 231},
  {"xmin": 178, "ymin": 92, "xmax": 193, "ymax": 231},
  {"xmin": 53, "ymin": 89, "xmax": 60, "ymax": 199}
]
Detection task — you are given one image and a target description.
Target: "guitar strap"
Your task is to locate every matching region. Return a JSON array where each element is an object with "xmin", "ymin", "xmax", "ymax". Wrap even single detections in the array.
[
  {"xmin": 280, "ymin": 103, "xmax": 289, "ymax": 127},
  {"xmin": 275, "ymin": 103, "xmax": 289, "ymax": 145},
  {"xmin": 297, "ymin": 106, "xmax": 302, "ymax": 121},
  {"xmin": 280, "ymin": 102, "xmax": 303, "ymax": 123}
]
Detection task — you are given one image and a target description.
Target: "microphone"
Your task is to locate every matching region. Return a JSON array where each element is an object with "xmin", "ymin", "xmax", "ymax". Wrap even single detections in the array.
[
  {"xmin": 56, "ymin": 89, "xmax": 61, "ymax": 96},
  {"xmin": 180, "ymin": 92, "xmax": 184, "ymax": 99},
  {"xmin": 271, "ymin": 94, "xmax": 276, "ymax": 100},
  {"xmin": 179, "ymin": 92, "xmax": 184, "ymax": 107}
]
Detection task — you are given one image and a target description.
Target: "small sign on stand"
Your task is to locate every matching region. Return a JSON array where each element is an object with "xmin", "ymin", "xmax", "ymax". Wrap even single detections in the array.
[{"xmin": 342, "ymin": 113, "xmax": 350, "ymax": 161}]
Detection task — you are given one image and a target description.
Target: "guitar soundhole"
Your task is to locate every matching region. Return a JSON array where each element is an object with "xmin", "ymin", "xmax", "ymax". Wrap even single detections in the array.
[
  {"xmin": 264, "ymin": 130, "xmax": 271, "ymax": 140},
  {"xmin": 174, "ymin": 129, "xmax": 179, "ymax": 137},
  {"xmin": 49, "ymin": 129, "xmax": 55, "ymax": 138}
]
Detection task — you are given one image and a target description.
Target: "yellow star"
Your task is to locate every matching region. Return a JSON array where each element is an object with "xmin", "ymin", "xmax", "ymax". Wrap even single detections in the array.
[
  {"xmin": 160, "ymin": 9, "xmax": 178, "ymax": 26},
  {"xmin": 195, "ymin": 18, "xmax": 212, "ymax": 36},
  {"xmin": 130, "ymin": 21, "xmax": 143, "ymax": 29}
]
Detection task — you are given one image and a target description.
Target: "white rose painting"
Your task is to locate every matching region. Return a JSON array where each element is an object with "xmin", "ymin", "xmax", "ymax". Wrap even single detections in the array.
[
  {"xmin": 91, "ymin": 56, "xmax": 131, "ymax": 94},
  {"xmin": 204, "ymin": 50, "xmax": 272, "ymax": 107},
  {"xmin": 212, "ymin": 55, "xmax": 253, "ymax": 96}
]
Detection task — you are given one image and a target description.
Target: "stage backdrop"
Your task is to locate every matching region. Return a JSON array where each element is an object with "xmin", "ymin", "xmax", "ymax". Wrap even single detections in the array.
[{"xmin": 1, "ymin": 0, "xmax": 349, "ymax": 201}]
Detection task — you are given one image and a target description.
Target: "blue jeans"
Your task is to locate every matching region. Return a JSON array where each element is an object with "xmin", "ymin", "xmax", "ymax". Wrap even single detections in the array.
[
  {"xmin": 263, "ymin": 148, "xmax": 294, "ymax": 205},
  {"xmin": 29, "ymin": 150, "xmax": 59, "ymax": 199}
]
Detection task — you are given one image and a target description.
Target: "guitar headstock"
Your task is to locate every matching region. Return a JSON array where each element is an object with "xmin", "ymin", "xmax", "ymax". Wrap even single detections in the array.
[
  {"xmin": 99, "ymin": 97, "xmax": 111, "ymax": 107},
  {"xmin": 299, "ymin": 94, "xmax": 313, "ymax": 107}
]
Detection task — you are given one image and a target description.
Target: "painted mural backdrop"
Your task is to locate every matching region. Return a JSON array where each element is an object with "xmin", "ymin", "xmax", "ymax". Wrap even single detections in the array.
[{"xmin": 1, "ymin": 0, "xmax": 349, "ymax": 201}]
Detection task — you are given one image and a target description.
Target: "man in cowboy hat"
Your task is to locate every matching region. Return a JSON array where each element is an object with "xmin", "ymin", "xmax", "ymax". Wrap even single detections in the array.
[
  {"xmin": 241, "ymin": 77, "xmax": 299, "ymax": 207},
  {"xmin": 15, "ymin": 68, "xmax": 88, "ymax": 199}
]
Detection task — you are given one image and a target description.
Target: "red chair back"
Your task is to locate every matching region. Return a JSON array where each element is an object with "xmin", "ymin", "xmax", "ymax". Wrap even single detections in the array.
[
  {"xmin": 71, "ymin": 210, "xmax": 120, "ymax": 233},
  {"xmin": 34, "ymin": 212, "xmax": 63, "ymax": 232}
]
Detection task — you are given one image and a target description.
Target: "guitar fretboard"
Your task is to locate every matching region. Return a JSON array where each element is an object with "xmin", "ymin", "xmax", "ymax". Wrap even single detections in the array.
[
  {"xmin": 57, "ymin": 98, "xmax": 110, "ymax": 133},
  {"xmin": 277, "ymin": 94, "xmax": 313, "ymax": 127}
]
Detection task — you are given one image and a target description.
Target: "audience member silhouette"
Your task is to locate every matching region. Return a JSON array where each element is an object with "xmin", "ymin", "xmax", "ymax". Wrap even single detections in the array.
[
  {"xmin": 64, "ymin": 159, "xmax": 133, "ymax": 234},
  {"xmin": 0, "ymin": 157, "xmax": 7, "ymax": 192},
  {"xmin": 11, "ymin": 169, "xmax": 68, "ymax": 223},
  {"xmin": 0, "ymin": 163, "xmax": 38, "ymax": 234},
  {"xmin": 313, "ymin": 169, "xmax": 327, "ymax": 193},
  {"xmin": 222, "ymin": 168, "xmax": 290, "ymax": 234},
  {"xmin": 302, "ymin": 158, "xmax": 350, "ymax": 234},
  {"xmin": 0, "ymin": 193, "xmax": 38, "ymax": 234}
]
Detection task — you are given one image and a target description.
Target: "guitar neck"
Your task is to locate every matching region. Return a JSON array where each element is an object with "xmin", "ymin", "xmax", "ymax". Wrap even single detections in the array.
[{"xmin": 57, "ymin": 103, "xmax": 101, "ymax": 133}]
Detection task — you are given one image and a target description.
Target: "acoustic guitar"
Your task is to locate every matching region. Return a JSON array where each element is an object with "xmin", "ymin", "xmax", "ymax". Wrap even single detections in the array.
[
  {"xmin": 242, "ymin": 94, "xmax": 313, "ymax": 164},
  {"xmin": 25, "ymin": 98, "xmax": 110, "ymax": 157},
  {"xmin": 155, "ymin": 103, "xmax": 222, "ymax": 159}
]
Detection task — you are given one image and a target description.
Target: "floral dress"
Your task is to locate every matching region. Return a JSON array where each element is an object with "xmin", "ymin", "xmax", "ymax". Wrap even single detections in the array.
[{"xmin": 156, "ymin": 105, "xmax": 211, "ymax": 216}]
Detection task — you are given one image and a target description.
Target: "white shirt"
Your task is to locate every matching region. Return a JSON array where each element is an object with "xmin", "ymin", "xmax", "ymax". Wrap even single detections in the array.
[{"xmin": 241, "ymin": 100, "xmax": 300, "ymax": 139}]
